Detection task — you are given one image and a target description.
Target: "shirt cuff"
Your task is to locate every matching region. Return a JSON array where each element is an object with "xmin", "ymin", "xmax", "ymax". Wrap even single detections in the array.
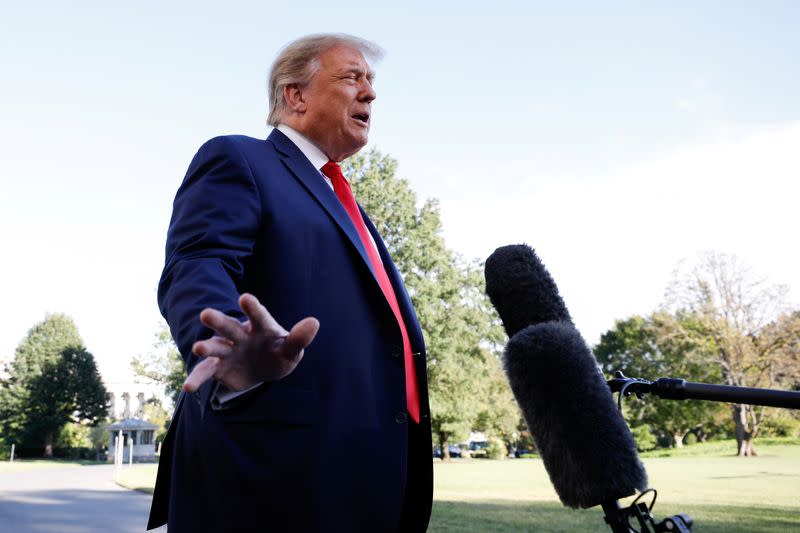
[{"xmin": 212, "ymin": 381, "xmax": 264, "ymax": 405}]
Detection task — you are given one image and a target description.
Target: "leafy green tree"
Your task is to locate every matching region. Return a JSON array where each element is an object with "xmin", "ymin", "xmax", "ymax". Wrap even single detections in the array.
[
  {"xmin": 56, "ymin": 422, "xmax": 93, "ymax": 448},
  {"xmin": 25, "ymin": 346, "xmax": 108, "ymax": 456},
  {"xmin": 346, "ymin": 150, "xmax": 509, "ymax": 458},
  {"xmin": 595, "ymin": 312, "xmax": 727, "ymax": 448},
  {"xmin": 141, "ymin": 397, "xmax": 172, "ymax": 442},
  {"xmin": 473, "ymin": 342, "xmax": 520, "ymax": 446},
  {"xmin": 10, "ymin": 313, "xmax": 84, "ymax": 383},
  {"xmin": 0, "ymin": 314, "xmax": 86, "ymax": 449},
  {"xmin": 0, "ymin": 385, "xmax": 15, "ymax": 445},
  {"xmin": 131, "ymin": 323, "xmax": 185, "ymax": 404},
  {"xmin": 630, "ymin": 424, "xmax": 657, "ymax": 452},
  {"xmin": 666, "ymin": 252, "xmax": 800, "ymax": 455},
  {"xmin": 89, "ymin": 421, "xmax": 110, "ymax": 450},
  {"xmin": 485, "ymin": 436, "xmax": 507, "ymax": 459}
]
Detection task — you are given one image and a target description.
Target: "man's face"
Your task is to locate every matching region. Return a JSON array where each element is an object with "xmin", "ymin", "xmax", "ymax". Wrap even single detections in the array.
[{"xmin": 298, "ymin": 45, "xmax": 376, "ymax": 161}]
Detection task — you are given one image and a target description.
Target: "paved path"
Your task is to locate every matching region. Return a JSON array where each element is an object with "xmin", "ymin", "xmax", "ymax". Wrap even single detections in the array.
[{"xmin": 0, "ymin": 464, "xmax": 165, "ymax": 532}]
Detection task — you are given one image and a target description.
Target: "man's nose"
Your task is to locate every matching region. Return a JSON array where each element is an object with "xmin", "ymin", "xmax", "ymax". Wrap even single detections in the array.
[{"xmin": 360, "ymin": 80, "xmax": 376, "ymax": 103}]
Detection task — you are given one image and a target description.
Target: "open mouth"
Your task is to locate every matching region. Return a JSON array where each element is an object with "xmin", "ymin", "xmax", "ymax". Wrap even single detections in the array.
[{"xmin": 352, "ymin": 113, "xmax": 370, "ymax": 125}]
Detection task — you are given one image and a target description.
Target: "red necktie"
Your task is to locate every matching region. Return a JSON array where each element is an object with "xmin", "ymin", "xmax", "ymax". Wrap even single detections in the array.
[{"xmin": 321, "ymin": 161, "xmax": 420, "ymax": 424}]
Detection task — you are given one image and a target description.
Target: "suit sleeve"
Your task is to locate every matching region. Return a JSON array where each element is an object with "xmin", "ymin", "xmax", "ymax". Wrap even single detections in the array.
[{"xmin": 158, "ymin": 136, "xmax": 262, "ymax": 371}]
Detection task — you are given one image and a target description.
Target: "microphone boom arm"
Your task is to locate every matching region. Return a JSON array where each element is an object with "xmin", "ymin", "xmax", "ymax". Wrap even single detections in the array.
[{"xmin": 608, "ymin": 372, "xmax": 800, "ymax": 410}]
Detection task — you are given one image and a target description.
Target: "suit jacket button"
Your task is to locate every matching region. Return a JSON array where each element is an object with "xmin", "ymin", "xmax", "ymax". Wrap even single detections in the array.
[{"xmin": 395, "ymin": 412, "xmax": 408, "ymax": 424}]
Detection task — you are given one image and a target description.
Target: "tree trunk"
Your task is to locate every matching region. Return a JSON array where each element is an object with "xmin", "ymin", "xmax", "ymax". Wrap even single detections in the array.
[
  {"xmin": 44, "ymin": 431, "xmax": 54, "ymax": 458},
  {"xmin": 673, "ymin": 432, "xmax": 686, "ymax": 448},
  {"xmin": 694, "ymin": 426, "xmax": 708, "ymax": 443},
  {"xmin": 732, "ymin": 405, "xmax": 757, "ymax": 456},
  {"xmin": 438, "ymin": 433, "xmax": 450, "ymax": 460},
  {"xmin": 737, "ymin": 438, "xmax": 757, "ymax": 456}
]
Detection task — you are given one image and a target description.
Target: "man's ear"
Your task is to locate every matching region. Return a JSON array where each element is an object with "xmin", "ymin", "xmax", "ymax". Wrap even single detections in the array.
[{"xmin": 283, "ymin": 83, "xmax": 307, "ymax": 113}]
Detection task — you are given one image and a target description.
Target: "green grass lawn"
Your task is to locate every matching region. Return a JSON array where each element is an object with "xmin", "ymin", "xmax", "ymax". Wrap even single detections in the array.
[
  {"xmin": 0, "ymin": 458, "xmax": 104, "ymax": 473},
  {"xmin": 115, "ymin": 463, "xmax": 158, "ymax": 494},
  {"xmin": 111, "ymin": 438, "xmax": 799, "ymax": 532},
  {"xmin": 431, "ymin": 438, "xmax": 800, "ymax": 532}
]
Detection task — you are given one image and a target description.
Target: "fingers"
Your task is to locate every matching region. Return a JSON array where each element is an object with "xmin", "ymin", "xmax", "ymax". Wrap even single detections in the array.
[
  {"xmin": 282, "ymin": 317, "xmax": 320, "ymax": 358},
  {"xmin": 186, "ymin": 336, "xmax": 234, "ymax": 392},
  {"xmin": 183, "ymin": 357, "xmax": 218, "ymax": 393},
  {"xmin": 188, "ymin": 296, "xmax": 320, "ymax": 389},
  {"xmin": 239, "ymin": 293, "xmax": 285, "ymax": 335},
  {"xmin": 200, "ymin": 308, "xmax": 247, "ymax": 343},
  {"xmin": 193, "ymin": 336, "xmax": 235, "ymax": 359}
]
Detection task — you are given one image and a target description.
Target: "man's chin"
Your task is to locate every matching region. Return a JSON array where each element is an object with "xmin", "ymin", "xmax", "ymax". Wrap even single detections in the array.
[{"xmin": 337, "ymin": 138, "xmax": 369, "ymax": 161}]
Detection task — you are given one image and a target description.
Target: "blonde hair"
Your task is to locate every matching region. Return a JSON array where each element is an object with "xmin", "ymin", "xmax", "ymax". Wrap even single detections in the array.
[{"xmin": 267, "ymin": 33, "xmax": 384, "ymax": 126}]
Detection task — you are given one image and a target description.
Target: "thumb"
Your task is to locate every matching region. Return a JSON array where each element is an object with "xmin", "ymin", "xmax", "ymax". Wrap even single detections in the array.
[{"xmin": 281, "ymin": 317, "xmax": 320, "ymax": 358}]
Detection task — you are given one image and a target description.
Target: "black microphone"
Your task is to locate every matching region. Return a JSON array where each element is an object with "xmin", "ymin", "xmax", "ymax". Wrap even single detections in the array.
[
  {"xmin": 485, "ymin": 244, "xmax": 571, "ymax": 336},
  {"xmin": 485, "ymin": 244, "xmax": 647, "ymax": 511},
  {"xmin": 505, "ymin": 321, "xmax": 648, "ymax": 508}
]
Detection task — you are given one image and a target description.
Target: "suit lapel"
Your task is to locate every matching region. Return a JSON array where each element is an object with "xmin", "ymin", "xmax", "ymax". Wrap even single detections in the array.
[
  {"xmin": 267, "ymin": 129, "xmax": 424, "ymax": 351},
  {"xmin": 268, "ymin": 129, "xmax": 378, "ymax": 283}
]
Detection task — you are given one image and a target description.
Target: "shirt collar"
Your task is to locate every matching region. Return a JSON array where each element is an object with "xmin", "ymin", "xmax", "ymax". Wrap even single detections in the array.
[{"xmin": 276, "ymin": 124, "xmax": 329, "ymax": 172}]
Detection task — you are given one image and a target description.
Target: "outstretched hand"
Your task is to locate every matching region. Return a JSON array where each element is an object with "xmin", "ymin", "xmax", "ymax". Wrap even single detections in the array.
[{"xmin": 183, "ymin": 293, "xmax": 320, "ymax": 393}]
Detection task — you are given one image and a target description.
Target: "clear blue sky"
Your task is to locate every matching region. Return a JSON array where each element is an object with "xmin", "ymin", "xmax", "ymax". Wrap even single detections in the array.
[{"xmin": 2, "ymin": 1, "xmax": 799, "ymax": 381}]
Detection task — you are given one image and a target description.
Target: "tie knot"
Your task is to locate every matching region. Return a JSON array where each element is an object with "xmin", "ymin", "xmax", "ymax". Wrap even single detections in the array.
[{"xmin": 321, "ymin": 161, "xmax": 346, "ymax": 182}]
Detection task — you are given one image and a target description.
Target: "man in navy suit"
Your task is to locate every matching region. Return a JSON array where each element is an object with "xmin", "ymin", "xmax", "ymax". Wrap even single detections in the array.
[{"xmin": 147, "ymin": 34, "xmax": 433, "ymax": 532}]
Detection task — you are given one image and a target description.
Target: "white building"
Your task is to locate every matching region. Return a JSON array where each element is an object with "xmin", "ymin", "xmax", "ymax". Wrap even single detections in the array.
[
  {"xmin": 102, "ymin": 380, "xmax": 171, "ymax": 463},
  {"xmin": 108, "ymin": 418, "xmax": 159, "ymax": 463},
  {"xmin": 103, "ymin": 380, "xmax": 172, "ymax": 419}
]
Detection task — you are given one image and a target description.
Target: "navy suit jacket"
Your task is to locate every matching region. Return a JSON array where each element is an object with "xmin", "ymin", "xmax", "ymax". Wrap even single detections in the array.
[{"xmin": 148, "ymin": 130, "xmax": 433, "ymax": 532}]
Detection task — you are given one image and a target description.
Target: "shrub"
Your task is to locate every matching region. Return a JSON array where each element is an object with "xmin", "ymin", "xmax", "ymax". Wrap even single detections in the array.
[
  {"xmin": 761, "ymin": 415, "xmax": 800, "ymax": 438},
  {"xmin": 486, "ymin": 437, "xmax": 507, "ymax": 460},
  {"xmin": 631, "ymin": 424, "xmax": 657, "ymax": 452},
  {"xmin": 684, "ymin": 432, "xmax": 698, "ymax": 445},
  {"xmin": 52, "ymin": 447, "xmax": 97, "ymax": 460},
  {"xmin": 0, "ymin": 437, "xmax": 9, "ymax": 461},
  {"xmin": 56, "ymin": 422, "xmax": 93, "ymax": 448},
  {"xmin": 90, "ymin": 423, "xmax": 110, "ymax": 449}
]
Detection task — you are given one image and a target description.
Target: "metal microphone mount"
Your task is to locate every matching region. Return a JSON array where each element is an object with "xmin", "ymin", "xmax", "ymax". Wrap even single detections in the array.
[
  {"xmin": 602, "ymin": 495, "xmax": 692, "ymax": 533},
  {"xmin": 599, "ymin": 371, "xmax": 800, "ymax": 532}
]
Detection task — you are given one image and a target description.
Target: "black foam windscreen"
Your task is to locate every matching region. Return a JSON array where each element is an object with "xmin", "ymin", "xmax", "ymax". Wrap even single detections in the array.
[
  {"xmin": 485, "ymin": 243, "xmax": 647, "ymax": 508},
  {"xmin": 504, "ymin": 321, "xmax": 648, "ymax": 508},
  {"xmin": 485, "ymin": 244, "xmax": 571, "ymax": 337}
]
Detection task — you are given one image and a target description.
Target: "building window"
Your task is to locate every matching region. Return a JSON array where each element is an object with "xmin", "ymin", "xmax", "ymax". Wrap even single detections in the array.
[{"xmin": 141, "ymin": 430, "xmax": 155, "ymax": 445}]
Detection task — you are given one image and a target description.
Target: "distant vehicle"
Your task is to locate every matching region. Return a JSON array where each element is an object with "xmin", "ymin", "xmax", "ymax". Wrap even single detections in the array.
[
  {"xmin": 467, "ymin": 441, "xmax": 489, "ymax": 458},
  {"xmin": 469, "ymin": 441, "xmax": 488, "ymax": 452},
  {"xmin": 432, "ymin": 444, "xmax": 462, "ymax": 458}
]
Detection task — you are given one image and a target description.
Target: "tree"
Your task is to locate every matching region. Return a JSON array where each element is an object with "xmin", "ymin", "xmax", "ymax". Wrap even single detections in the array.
[
  {"xmin": 665, "ymin": 252, "xmax": 800, "ymax": 456},
  {"xmin": 56, "ymin": 422, "xmax": 93, "ymax": 448},
  {"xmin": 10, "ymin": 313, "xmax": 84, "ymax": 383},
  {"xmin": 0, "ymin": 314, "xmax": 86, "ymax": 450},
  {"xmin": 473, "ymin": 327, "xmax": 520, "ymax": 447},
  {"xmin": 25, "ymin": 346, "xmax": 108, "ymax": 456},
  {"xmin": 346, "ymin": 150, "xmax": 509, "ymax": 458},
  {"xmin": 131, "ymin": 323, "xmax": 185, "ymax": 405},
  {"xmin": 595, "ymin": 313, "xmax": 728, "ymax": 448},
  {"xmin": 141, "ymin": 397, "xmax": 172, "ymax": 443},
  {"xmin": 89, "ymin": 422, "xmax": 110, "ymax": 450}
]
